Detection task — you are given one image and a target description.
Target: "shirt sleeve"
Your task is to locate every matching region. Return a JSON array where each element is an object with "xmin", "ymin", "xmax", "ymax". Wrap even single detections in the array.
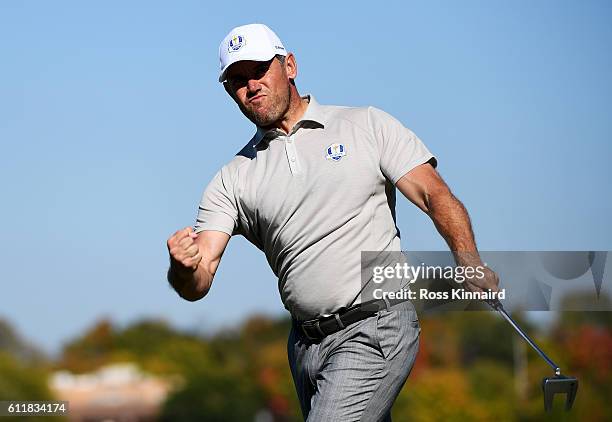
[
  {"xmin": 368, "ymin": 107, "xmax": 437, "ymax": 184},
  {"xmin": 194, "ymin": 166, "xmax": 239, "ymax": 236}
]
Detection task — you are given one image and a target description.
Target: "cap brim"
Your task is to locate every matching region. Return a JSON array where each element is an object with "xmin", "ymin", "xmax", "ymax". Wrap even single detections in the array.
[{"xmin": 218, "ymin": 51, "xmax": 280, "ymax": 83}]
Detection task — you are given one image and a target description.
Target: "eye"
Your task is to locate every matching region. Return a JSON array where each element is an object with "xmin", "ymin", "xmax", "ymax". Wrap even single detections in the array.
[
  {"xmin": 255, "ymin": 64, "xmax": 269, "ymax": 78},
  {"xmin": 227, "ymin": 75, "xmax": 247, "ymax": 89}
]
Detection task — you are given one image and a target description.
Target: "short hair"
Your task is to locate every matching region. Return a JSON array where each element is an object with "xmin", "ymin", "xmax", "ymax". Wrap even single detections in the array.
[{"xmin": 274, "ymin": 54, "xmax": 295, "ymax": 86}]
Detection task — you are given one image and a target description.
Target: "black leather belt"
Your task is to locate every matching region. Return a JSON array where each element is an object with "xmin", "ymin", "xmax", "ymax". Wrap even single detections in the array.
[{"xmin": 296, "ymin": 297, "xmax": 407, "ymax": 341}]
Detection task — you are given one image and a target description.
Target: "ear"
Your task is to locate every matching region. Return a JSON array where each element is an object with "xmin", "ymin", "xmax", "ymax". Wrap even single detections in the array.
[{"xmin": 284, "ymin": 53, "xmax": 298, "ymax": 80}]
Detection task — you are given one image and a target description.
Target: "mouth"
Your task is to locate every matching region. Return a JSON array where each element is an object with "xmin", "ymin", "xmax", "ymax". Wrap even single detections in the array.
[{"xmin": 249, "ymin": 94, "xmax": 266, "ymax": 104}]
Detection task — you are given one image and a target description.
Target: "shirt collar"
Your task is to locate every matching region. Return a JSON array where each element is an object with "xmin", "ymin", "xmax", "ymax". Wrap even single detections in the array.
[{"xmin": 252, "ymin": 94, "xmax": 326, "ymax": 147}]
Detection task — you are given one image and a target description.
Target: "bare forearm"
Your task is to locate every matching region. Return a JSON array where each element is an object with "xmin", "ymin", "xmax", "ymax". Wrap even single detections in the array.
[
  {"xmin": 396, "ymin": 165, "xmax": 498, "ymax": 293},
  {"xmin": 167, "ymin": 260, "xmax": 212, "ymax": 301},
  {"xmin": 427, "ymin": 188, "xmax": 479, "ymax": 262},
  {"xmin": 166, "ymin": 227, "xmax": 229, "ymax": 301},
  {"xmin": 424, "ymin": 187, "xmax": 500, "ymax": 293}
]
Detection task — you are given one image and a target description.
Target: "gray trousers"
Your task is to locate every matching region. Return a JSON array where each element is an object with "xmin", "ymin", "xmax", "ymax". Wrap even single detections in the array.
[{"xmin": 287, "ymin": 301, "xmax": 420, "ymax": 422}]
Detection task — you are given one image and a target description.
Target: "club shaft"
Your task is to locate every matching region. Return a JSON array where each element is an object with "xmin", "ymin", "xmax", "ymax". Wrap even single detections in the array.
[{"xmin": 497, "ymin": 306, "xmax": 561, "ymax": 375}]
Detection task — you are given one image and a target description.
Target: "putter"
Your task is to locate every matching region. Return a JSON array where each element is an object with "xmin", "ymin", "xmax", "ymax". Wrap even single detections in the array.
[{"xmin": 489, "ymin": 300, "xmax": 578, "ymax": 412}]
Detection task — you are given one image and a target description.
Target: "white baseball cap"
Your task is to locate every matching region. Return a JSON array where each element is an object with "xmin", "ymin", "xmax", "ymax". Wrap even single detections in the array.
[{"xmin": 218, "ymin": 23, "xmax": 287, "ymax": 83}]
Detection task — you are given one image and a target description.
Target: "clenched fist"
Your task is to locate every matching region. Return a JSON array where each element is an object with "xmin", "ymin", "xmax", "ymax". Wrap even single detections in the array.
[
  {"xmin": 167, "ymin": 227, "xmax": 202, "ymax": 272},
  {"xmin": 463, "ymin": 265, "xmax": 500, "ymax": 293}
]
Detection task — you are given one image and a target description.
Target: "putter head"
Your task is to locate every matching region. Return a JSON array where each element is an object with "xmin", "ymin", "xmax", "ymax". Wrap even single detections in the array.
[{"xmin": 542, "ymin": 375, "xmax": 578, "ymax": 412}]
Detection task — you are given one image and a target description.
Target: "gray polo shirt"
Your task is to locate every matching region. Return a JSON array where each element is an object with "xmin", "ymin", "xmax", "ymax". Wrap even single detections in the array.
[{"xmin": 195, "ymin": 95, "xmax": 436, "ymax": 320}]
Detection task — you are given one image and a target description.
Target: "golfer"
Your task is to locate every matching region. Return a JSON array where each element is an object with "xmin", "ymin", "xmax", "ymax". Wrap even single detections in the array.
[{"xmin": 167, "ymin": 23, "xmax": 499, "ymax": 421}]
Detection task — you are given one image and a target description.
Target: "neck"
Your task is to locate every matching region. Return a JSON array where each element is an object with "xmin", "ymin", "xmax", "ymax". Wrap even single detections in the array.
[{"xmin": 268, "ymin": 88, "xmax": 309, "ymax": 134}]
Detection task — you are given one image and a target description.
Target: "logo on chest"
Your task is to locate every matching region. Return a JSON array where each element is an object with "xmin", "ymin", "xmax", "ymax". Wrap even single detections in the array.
[{"xmin": 325, "ymin": 143, "xmax": 347, "ymax": 162}]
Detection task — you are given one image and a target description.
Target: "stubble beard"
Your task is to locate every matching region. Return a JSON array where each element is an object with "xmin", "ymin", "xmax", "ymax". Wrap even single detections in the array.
[{"xmin": 241, "ymin": 83, "xmax": 292, "ymax": 128}]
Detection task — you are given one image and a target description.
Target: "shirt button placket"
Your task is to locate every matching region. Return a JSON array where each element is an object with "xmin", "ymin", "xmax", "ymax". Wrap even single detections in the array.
[{"xmin": 285, "ymin": 135, "xmax": 301, "ymax": 174}]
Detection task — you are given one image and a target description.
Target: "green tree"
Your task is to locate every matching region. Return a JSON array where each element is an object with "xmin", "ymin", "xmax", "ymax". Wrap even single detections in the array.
[
  {"xmin": 160, "ymin": 366, "xmax": 263, "ymax": 422},
  {"xmin": 0, "ymin": 318, "xmax": 65, "ymax": 422}
]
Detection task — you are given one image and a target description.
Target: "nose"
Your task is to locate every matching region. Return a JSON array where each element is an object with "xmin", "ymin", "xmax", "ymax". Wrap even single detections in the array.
[{"xmin": 246, "ymin": 78, "xmax": 261, "ymax": 94}]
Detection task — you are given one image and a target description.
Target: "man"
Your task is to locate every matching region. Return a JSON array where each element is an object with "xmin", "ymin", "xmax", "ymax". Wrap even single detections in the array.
[{"xmin": 167, "ymin": 23, "xmax": 499, "ymax": 421}]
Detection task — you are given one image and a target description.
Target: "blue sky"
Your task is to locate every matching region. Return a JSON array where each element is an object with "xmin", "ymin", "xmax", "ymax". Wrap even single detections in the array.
[{"xmin": 0, "ymin": 1, "xmax": 610, "ymax": 355}]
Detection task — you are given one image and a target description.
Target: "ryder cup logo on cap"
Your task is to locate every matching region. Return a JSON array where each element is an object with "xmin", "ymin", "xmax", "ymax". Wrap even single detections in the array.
[
  {"xmin": 228, "ymin": 35, "xmax": 246, "ymax": 52},
  {"xmin": 218, "ymin": 23, "xmax": 287, "ymax": 82},
  {"xmin": 326, "ymin": 143, "xmax": 347, "ymax": 161}
]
